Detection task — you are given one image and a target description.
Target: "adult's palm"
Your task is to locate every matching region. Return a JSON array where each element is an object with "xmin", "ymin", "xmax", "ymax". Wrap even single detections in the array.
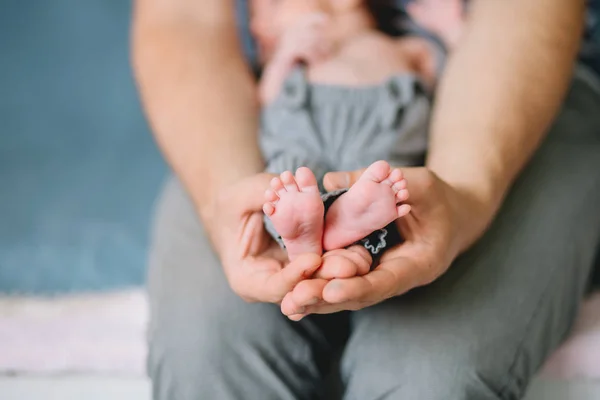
[
  {"xmin": 281, "ymin": 167, "xmax": 475, "ymax": 319},
  {"xmin": 205, "ymin": 173, "xmax": 322, "ymax": 303}
]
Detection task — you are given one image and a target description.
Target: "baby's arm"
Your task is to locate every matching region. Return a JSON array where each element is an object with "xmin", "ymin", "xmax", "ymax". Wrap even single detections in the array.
[{"xmin": 259, "ymin": 14, "xmax": 332, "ymax": 104}]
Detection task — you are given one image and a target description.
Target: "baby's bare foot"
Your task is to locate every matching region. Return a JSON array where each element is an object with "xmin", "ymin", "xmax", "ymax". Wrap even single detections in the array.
[
  {"xmin": 322, "ymin": 160, "xmax": 410, "ymax": 251},
  {"xmin": 263, "ymin": 167, "xmax": 325, "ymax": 260}
]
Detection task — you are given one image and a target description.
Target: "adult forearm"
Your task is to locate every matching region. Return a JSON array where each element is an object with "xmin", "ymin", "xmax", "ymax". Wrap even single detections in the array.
[
  {"xmin": 131, "ymin": 0, "xmax": 264, "ymax": 218},
  {"xmin": 427, "ymin": 0, "xmax": 585, "ymax": 249}
]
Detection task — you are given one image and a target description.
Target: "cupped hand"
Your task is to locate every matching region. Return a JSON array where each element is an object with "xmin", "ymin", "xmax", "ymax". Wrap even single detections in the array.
[
  {"xmin": 281, "ymin": 167, "xmax": 474, "ymax": 320},
  {"xmin": 203, "ymin": 173, "xmax": 323, "ymax": 304}
]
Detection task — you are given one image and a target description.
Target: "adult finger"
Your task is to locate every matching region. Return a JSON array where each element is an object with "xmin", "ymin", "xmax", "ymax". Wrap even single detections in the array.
[
  {"xmin": 322, "ymin": 168, "xmax": 366, "ymax": 192},
  {"xmin": 282, "ymin": 276, "xmax": 385, "ymax": 316},
  {"xmin": 312, "ymin": 246, "xmax": 371, "ymax": 279},
  {"xmin": 290, "ymin": 301, "xmax": 356, "ymax": 320},
  {"xmin": 265, "ymin": 253, "xmax": 322, "ymax": 301},
  {"xmin": 319, "ymin": 272, "xmax": 386, "ymax": 305},
  {"xmin": 237, "ymin": 212, "xmax": 268, "ymax": 259},
  {"xmin": 230, "ymin": 173, "xmax": 277, "ymax": 213},
  {"xmin": 280, "ymin": 291, "xmax": 302, "ymax": 317},
  {"xmin": 321, "ymin": 256, "xmax": 419, "ymax": 305},
  {"xmin": 291, "ymin": 278, "xmax": 328, "ymax": 309},
  {"xmin": 280, "ymin": 278, "xmax": 327, "ymax": 316}
]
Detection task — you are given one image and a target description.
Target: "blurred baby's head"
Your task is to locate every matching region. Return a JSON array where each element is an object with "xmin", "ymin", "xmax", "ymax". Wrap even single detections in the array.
[{"xmin": 250, "ymin": 0, "xmax": 368, "ymax": 61}]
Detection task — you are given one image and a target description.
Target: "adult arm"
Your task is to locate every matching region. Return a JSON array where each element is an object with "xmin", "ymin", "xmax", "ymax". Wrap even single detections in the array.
[
  {"xmin": 131, "ymin": 0, "xmax": 264, "ymax": 224},
  {"xmin": 427, "ymin": 0, "xmax": 585, "ymax": 254},
  {"xmin": 132, "ymin": 0, "xmax": 322, "ymax": 303}
]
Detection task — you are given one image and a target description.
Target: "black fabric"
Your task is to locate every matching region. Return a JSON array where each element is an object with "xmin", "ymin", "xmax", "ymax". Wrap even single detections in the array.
[{"xmin": 322, "ymin": 189, "xmax": 403, "ymax": 267}]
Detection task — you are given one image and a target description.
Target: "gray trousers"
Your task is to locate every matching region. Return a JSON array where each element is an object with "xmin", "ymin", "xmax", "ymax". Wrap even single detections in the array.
[{"xmin": 147, "ymin": 67, "xmax": 600, "ymax": 400}]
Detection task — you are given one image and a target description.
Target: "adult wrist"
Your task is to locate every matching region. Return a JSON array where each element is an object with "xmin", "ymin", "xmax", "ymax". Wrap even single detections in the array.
[{"xmin": 443, "ymin": 177, "xmax": 502, "ymax": 256}]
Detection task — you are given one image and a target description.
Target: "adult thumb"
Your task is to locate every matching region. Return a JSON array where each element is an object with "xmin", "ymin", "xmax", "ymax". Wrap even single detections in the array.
[
  {"xmin": 231, "ymin": 173, "xmax": 276, "ymax": 212},
  {"xmin": 323, "ymin": 169, "xmax": 365, "ymax": 192}
]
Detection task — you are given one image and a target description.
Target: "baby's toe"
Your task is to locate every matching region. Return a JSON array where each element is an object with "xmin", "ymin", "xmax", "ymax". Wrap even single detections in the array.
[
  {"xmin": 396, "ymin": 189, "xmax": 409, "ymax": 202},
  {"xmin": 389, "ymin": 168, "xmax": 404, "ymax": 183},
  {"xmin": 363, "ymin": 160, "xmax": 392, "ymax": 183},
  {"xmin": 392, "ymin": 179, "xmax": 407, "ymax": 193},
  {"xmin": 263, "ymin": 202, "xmax": 276, "ymax": 216},
  {"xmin": 270, "ymin": 177, "xmax": 286, "ymax": 195},
  {"xmin": 280, "ymin": 170, "xmax": 299, "ymax": 192},
  {"xmin": 396, "ymin": 204, "xmax": 411, "ymax": 217},
  {"xmin": 295, "ymin": 167, "xmax": 319, "ymax": 193},
  {"xmin": 265, "ymin": 189, "xmax": 279, "ymax": 203}
]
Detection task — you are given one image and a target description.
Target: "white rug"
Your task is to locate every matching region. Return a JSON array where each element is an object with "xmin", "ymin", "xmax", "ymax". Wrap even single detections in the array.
[
  {"xmin": 0, "ymin": 290, "xmax": 147, "ymax": 376},
  {"xmin": 542, "ymin": 291, "xmax": 600, "ymax": 380},
  {"xmin": 0, "ymin": 289, "xmax": 598, "ymax": 379}
]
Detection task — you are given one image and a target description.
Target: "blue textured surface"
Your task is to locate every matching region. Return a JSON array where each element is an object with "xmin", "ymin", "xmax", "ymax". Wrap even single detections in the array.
[{"xmin": 0, "ymin": 1, "xmax": 167, "ymax": 294}]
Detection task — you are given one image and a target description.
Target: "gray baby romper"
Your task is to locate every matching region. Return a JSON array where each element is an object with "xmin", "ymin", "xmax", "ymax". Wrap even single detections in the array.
[{"xmin": 260, "ymin": 67, "xmax": 431, "ymax": 259}]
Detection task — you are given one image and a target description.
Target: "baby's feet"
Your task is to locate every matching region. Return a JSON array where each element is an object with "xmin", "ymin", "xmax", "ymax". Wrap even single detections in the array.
[
  {"xmin": 263, "ymin": 167, "xmax": 325, "ymax": 260},
  {"xmin": 322, "ymin": 160, "xmax": 410, "ymax": 251}
]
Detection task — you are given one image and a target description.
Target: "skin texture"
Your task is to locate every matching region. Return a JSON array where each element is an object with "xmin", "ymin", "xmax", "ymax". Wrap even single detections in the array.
[{"xmin": 132, "ymin": 0, "xmax": 586, "ymax": 317}]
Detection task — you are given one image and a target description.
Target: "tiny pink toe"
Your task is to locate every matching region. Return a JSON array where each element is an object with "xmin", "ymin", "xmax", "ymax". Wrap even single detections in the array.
[
  {"xmin": 389, "ymin": 168, "xmax": 403, "ymax": 183},
  {"xmin": 263, "ymin": 202, "xmax": 275, "ymax": 216},
  {"xmin": 271, "ymin": 177, "xmax": 285, "ymax": 194},
  {"xmin": 265, "ymin": 189, "xmax": 279, "ymax": 203},
  {"xmin": 280, "ymin": 171, "xmax": 299, "ymax": 192},
  {"xmin": 295, "ymin": 167, "xmax": 320, "ymax": 193},
  {"xmin": 393, "ymin": 179, "xmax": 407, "ymax": 192},
  {"xmin": 397, "ymin": 204, "xmax": 411, "ymax": 217},
  {"xmin": 382, "ymin": 169, "xmax": 404, "ymax": 187},
  {"xmin": 364, "ymin": 160, "xmax": 391, "ymax": 183},
  {"xmin": 396, "ymin": 189, "xmax": 409, "ymax": 202}
]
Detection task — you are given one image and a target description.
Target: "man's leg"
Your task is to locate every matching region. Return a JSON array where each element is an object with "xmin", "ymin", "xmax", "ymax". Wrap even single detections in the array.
[
  {"xmin": 341, "ymin": 67, "xmax": 600, "ymax": 400},
  {"xmin": 146, "ymin": 179, "xmax": 347, "ymax": 400}
]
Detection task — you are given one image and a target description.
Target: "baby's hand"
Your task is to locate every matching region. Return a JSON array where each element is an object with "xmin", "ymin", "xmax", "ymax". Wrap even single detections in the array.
[{"xmin": 278, "ymin": 13, "xmax": 334, "ymax": 64}]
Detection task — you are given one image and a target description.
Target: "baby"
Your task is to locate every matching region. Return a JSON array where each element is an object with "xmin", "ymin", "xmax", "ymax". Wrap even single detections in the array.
[{"xmin": 251, "ymin": 0, "xmax": 464, "ymax": 263}]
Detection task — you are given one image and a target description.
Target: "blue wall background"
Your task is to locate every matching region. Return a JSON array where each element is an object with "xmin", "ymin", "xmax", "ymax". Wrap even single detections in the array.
[{"xmin": 0, "ymin": 1, "xmax": 167, "ymax": 293}]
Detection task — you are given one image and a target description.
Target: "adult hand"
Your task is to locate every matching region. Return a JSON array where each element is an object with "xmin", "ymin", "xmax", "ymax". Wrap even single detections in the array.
[
  {"xmin": 202, "ymin": 173, "xmax": 323, "ymax": 304},
  {"xmin": 281, "ymin": 167, "xmax": 483, "ymax": 320}
]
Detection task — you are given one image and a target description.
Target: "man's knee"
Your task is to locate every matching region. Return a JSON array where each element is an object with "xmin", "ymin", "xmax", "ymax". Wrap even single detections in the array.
[
  {"xmin": 394, "ymin": 360, "xmax": 509, "ymax": 400},
  {"xmin": 345, "ymin": 355, "xmax": 513, "ymax": 400},
  {"xmin": 342, "ymin": 320, "xmax": 524, "ymax": 400}
]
